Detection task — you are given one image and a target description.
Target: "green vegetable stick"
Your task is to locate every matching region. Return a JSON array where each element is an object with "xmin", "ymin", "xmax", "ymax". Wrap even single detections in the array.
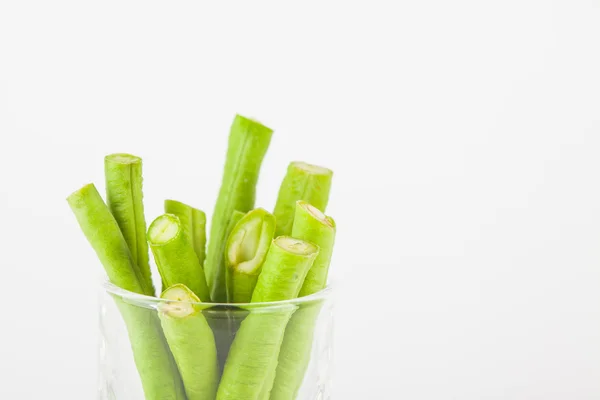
[
  {"xmin": 105, "ymin": 153, "xmax": 154, "ymax": 296},
  {"xmin": 164, "ymin": 199, "xmax": 207, "ymax": 266},
  {"xmin": 273, "ymin": 162, "xmax": 333, "ymax": 237},
  {"xmin": 295, "ymin": 201, "xmax": 336, "ymax": 297},
  {"xmin": 269, "ymin": 202, "xmax": 336, "ymax": 400},
  {"xmin": 159, "ymin": 284, "xmax": 219, "ymax": 400},
  {"xmin": 216, "ymin": 307, "xmax": 296, "ymax": 400},
  {"xmin": 216, "ymin": 237, "xmax": 318, "ymax": 400},
  {"xmin": 251, "ymin": 237, "xmax": 319, "ymax": 303},
  {"xmin": 148, "ymin": 214, "xmax": 210, "ymax": 302},
  {"xmin": 225, "ymin": 208, "xmax": 276, "ymax": 303},
  {"xmin": 116, "ymin": 301, "xmax": 187, "ymax": 400},
  {"xmin": 67, "ymin": 183, "xmax": 146, "ymax": 294},
  {"xmin": 205, "ymin": 115, "xmax": 274, "ymax": 302},
  {"xmin": 266, "ymin": 305, "xmax": 320, "ymax": 400},
  {"xmin": 67, "ymin": 184, "xmax": 185, "ymax": 399}
]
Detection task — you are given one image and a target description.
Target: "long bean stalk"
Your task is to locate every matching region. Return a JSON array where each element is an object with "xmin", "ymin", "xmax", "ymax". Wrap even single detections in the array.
[
  {"xmin": 295, "ymin": 201, "xmax": 336, "ymax": 297},
  {"xmin": 148, "ymin": 214, "xmax": 210, "ymax": 302},
  {"xmin": 270, "ymin": 201, "xmax": 336, "ymax": 400},
  {"xmin": 159, "ymin": 284, "xmax": 218, "ymax": 400},
  {"xmin": 67, "ymin": 183, "xmax": 146, "ymax": 294},
  {"xmin": 117, "ymin": 301, "xmax": 186, "ymax": 400},
  {"xmin": 67, "ymin": 184, "xmax": 185, "ymax": 399},
  {"xmin": 216, "ymin": 237, "xmax": 319, "ymax": 400},
  {"xmin": 205, "ymin": 115, "xmax": 274, "ymax": 302},
  {"xmin": 273, "ymin": 162, "xmax": 333, "ymax": 237},
  {"xmin": 105, "ymin": 153, "xmax": 154, "ymax": 296}
]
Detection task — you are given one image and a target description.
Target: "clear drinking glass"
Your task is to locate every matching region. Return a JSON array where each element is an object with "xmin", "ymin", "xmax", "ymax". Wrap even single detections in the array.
[{"xmin": 98, "ymin": 281, "xmax": 334, "ymax": 400}]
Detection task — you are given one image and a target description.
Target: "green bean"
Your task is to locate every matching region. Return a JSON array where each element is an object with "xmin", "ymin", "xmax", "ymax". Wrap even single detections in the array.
[
  {"xmin": 68, "ymin": 183, "xmax": 185, "ymax": 399},
  {"xmin": 67, "ymin": 183, "xmax": 145, "ymax": 294},
  {"xmin": 216, "ymin": 237, "xmax": 318, "ymax": 400},
  {"xmin": 148, "ymin": 214, "xmax": 210, "ymax": 302},
  {"xmin": 273, "ymin": 162, "xmax": 333, "ymax": 237},
  {"xmin": 205, "ymin": 115, "xmax": 274, "ymax": 302},
  {"xmin": 159, "ymin": 284, "xmax": 218, "ymax": 400},
  {"xmin": 270, "ymin": 201, "xmax": 336, "ymax": 400},
  {"xmin": 116, "ymin": 301, "xmax": 187, "ymax": 400},
  {"xmin": 105, "ymin": 153, "xmax": 154, "ymax": 295},
  {"xmin": 251, "ymin": 237, "xmax": 319, "ymax": 303}
]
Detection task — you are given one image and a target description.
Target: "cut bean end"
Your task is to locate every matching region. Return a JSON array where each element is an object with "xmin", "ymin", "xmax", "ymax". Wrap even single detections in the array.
[
  {"xmin": 160, "ymin": 284, "xmax": 200, "ymax": 318},
  {"xmin": 148, "ymin": 214, "xmax": 180, "ymax": 245},
  {"xmin": 227, "ymin": 209, "xmax": 276, "ymax": 274},
  {"xmin": 297, "ymin": 201, "xmax": 335, "ymax": 229},
  {"xmin": 274, "ymin": 236, "xmax": 319, "ymax": 256},
  {"xmin": 291, "ymin": 161, "xmax": 332, "ymax": 175},
  {"xmin": 104, "ymin": 153, "xmax": 142, "ymax": 164}
]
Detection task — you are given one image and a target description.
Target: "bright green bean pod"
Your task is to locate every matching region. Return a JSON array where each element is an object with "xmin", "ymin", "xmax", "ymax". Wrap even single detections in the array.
[
  {"xmin": 216, "ymin": 307, "xmax": 295, "ymax": 400},
  {"xmin": 116, "ymin": 301, "xmax": 187, "ymax": 400},
  {"xmin": 159, "ymin": 284, "xmax": 219, "ymax": 400},
  {"xmin": 294, "ymin": 201, "xmax": 336, "ymax": 297},
  {"xmin": 216, "ymin": 237, "xmax": 318, "ymax": 400},
  {"xmin": 205, "ymin": 115, "xmax": 274, "ymax": 302},
  {"xmin": 270, "ymin": 202, "xmax": 336, "ymax": 400},
  {"xmin": 68, "ymin": 184, "xmax": 185, "ymax": 399},
  {"xmin": 67, "ymin": 183, "xmax": 145, "ymax": 294},
  {"xmin": 251, "ymin": 237, "xmax": 319, "ymax": 303},
  {"xmin": 105, "ymin": 153, "xmax": 154, "ymax": 296},
  {"xmin": 148, "ymin": 214, "xmax": 210, "ymax": 302},
  {"xmin": 267, "ymin": 304, "xmax": 321, "ymax": 400},
  {"xmin": 225, "ymin": 208, "xmax": 276, "ymax": 303},
  {"xmin": 273, "ymin": 162, "xmax": 333, "ymax": 237},
  {"xmin": 164, "ymin": 199, "xmax": 207, "ymax": 267}
]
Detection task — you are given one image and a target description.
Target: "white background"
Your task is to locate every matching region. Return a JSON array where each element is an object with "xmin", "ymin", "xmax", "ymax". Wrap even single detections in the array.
[{"xmin": 1, "ymin": 1, "xmax": 600, "ymax": 399}]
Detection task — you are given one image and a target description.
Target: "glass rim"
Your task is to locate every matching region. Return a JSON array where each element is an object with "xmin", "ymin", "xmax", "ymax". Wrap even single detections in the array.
[{"xmin": 103, "ymin": 280, "xmax": 334, "ymax": 311}]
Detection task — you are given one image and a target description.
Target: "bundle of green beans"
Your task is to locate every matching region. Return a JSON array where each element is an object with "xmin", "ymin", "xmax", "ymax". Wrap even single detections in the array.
[{"xmin": 67, "ymin": 114, "xmax": 336, "ymax": 400}]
